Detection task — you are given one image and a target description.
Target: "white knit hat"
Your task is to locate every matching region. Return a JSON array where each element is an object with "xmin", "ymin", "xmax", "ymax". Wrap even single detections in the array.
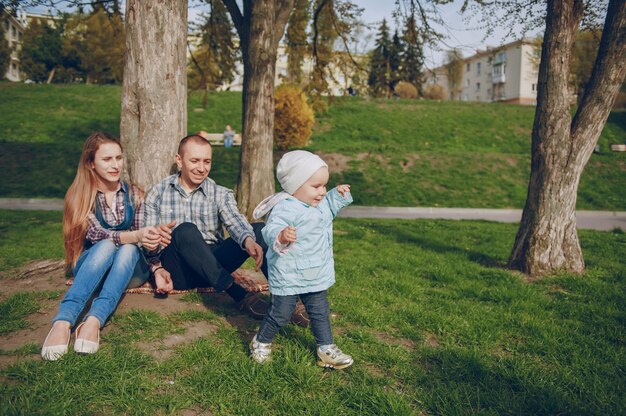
[
  {"xmin": 277, "ymin": 150, "xmax": 328, "ymax": 194},
  {"xmin": 253, "ymin": 150, "xmax": 328, "ymax": 219}
]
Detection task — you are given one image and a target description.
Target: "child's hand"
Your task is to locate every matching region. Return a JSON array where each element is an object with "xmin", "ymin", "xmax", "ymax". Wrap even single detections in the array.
[
  {"xmin": 336, "ymin": 184, "xmax": 351, "ymax": 197},
  {"xmin": 278, "ymin": 226, "xmax": 297, "ymax": 244}
]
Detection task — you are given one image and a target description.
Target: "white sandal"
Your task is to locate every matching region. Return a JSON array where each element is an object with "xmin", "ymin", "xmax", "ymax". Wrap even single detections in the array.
[
  {"xmin": 41, "ymin": 324, "xmax": 71, "ymax": 361},
  {"xmin": 73, "ymin": 322, "xmax": 100, "ymax": 354}
]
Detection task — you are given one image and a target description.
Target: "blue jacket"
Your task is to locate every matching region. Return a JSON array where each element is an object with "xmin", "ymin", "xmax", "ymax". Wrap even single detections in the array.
[{"xmin": 262, "ymin": 188, "xmax": 352, "ymax": 296}]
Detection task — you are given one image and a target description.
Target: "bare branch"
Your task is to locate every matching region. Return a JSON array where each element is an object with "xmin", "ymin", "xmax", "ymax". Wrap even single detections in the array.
[{"xmin": 222, "ymin": 0, "xmax": 244, "ymax": 38}]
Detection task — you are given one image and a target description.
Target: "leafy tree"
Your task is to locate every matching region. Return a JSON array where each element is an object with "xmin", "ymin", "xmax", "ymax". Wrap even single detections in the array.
[
  {"xmin": 285, "ymin": 0, "xmax": 310, "ymax": 85},
  {"xmin": 189, "ymin": 0, "xmax": 238, "ymax": 107},
  {"xmin": 308, "ymin": 0, "xmax": 337, "ymax": 110},
  {"xmin": 368, "ymin": 18, "xmax": 391, "ymax": 97},
  {"xmin": 570, "ymin": 28, "xmax": 601, "ymax": 103},
  {"xmin": 19, "ymin": 19, "xmax": 63, "ymax": 83},
  {"xmin": 388, "ymin": 30, "xmax": 403, "ymax": 92},
  {"xmin": 444, "ymin": 48, "xmax": 463, "ymax": 100},
  {"xmin": 402, "ymin": 11, "xmax": 424, "ymax": 95}
]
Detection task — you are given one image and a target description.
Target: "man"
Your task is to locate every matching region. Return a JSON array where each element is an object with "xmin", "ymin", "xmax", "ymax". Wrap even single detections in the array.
[{"xmin": 144, "ymin": 134, "xmax": 307, "ymax": 325}]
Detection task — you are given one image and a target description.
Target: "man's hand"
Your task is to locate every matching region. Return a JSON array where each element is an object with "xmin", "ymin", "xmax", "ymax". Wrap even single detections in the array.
[
  {"xmin": 336, "ymin": 184, "xmax": 351, "ymax": 197},
  {"xmin": 137, "ymin": 226, "xmax": 162, "ymax": 250},
  {"xmin": 154, "ymin": 268, "xmax": 173, "ymax": 295},
  {"xmin": 243, "ymin": 236, "xmax": 264, "ymax": 272},
  {"xmin": 278, "ymin": 226, "xmax": 297, "ymax": 244},
  {"xmin": 155, "ymin": 221, "xmax": 176, "ymax": 248}
]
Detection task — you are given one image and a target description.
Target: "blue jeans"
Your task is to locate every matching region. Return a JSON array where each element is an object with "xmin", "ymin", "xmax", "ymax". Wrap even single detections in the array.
[
  {"xmin": 257, "ymin": 290, "xmax": 333, "ymax": 346},
  {"xmin": 53, "ymin": 240, "xmax": 140, "ymax": 328}
]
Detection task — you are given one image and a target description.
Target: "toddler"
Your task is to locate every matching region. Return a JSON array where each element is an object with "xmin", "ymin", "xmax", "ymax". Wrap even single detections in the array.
[{"xmin": 250, "ymin": 150, "xmax": 353, "ymax": 369}]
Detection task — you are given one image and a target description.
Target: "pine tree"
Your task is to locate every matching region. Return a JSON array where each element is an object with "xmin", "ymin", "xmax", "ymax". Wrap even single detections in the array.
[
  {"xmin": 388, "ymin": 29, "xmax": 403, "ymax": 92},
  {"xmin": 285, "ymin": 0, "xmax": 310, "ymax": 85},
  {"xmin": 402, "ymin": 12, "xmax": 424, "ymax": 95},
  {"xmin": 368, "ymin": 18, "xmax": 391, "ymax": 97}
]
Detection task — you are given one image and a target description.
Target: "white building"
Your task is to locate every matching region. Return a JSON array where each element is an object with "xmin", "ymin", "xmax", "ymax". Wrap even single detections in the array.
[{"xmin": 426, "ymin": 38, "xmax": 540, "ymax": 105}]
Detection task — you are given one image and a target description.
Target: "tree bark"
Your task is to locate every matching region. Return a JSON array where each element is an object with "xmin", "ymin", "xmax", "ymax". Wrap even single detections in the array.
[
  {"xmin": 509, "ymin": 0, "xmax": 626, "ymax": 276},
  {"xmin": 223, "ymin": 0, "xmax": 296, "ymax": 220},
  {"xmin": 120, "ymin": 0, "xmax": 188, "ymax": 192}
]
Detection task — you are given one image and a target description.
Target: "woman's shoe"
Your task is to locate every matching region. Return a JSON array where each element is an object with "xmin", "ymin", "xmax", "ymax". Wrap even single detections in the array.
[
  {"xmin": 41, "ymin": 324, "xmax": 71, "ymax": 361},
  {"xmin": 73, "ymin": 322, "xmax": 100, "ymax": 354}
]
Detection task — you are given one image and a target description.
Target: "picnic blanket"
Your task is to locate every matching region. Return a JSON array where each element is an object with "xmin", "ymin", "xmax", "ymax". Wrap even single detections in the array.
[{"xmin": 66, "ymin": 268, "xmax": 269, "ymax": 294}]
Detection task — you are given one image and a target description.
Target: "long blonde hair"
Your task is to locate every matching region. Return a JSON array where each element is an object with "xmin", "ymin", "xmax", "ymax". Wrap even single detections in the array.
[{"xmin": 63, "ymin": 132, "xmax": 122, "ymax": 273}]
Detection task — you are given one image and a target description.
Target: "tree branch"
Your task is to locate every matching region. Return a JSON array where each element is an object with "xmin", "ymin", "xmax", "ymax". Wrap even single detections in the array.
[
  {"xmin": 275, "ymin": 0, "xmax": 296, "ymax": 35},
  {"xmin": 222, "ymin": 0, "xmax": 244, "ymax": 38}
]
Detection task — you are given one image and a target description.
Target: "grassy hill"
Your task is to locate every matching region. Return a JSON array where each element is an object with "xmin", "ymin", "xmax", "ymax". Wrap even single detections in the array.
[{"xmin": 0, "ymin": 82, "xmax": 624, "ymax": 209}]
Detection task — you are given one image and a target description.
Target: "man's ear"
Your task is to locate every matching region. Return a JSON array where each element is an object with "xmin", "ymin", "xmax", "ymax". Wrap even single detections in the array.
[{"xmin": 175, "ymin": 153, "xmax": 182, "ymax": 170}]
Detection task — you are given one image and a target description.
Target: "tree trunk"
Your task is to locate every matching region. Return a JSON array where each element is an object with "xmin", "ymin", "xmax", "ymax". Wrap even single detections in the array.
[
  {"xmin": 120, "ymin": 0, "xmax": 188, "ymax": 192},
  {"xmin": 224, "ymin": 0, "xmax": 295, "ymax": 220},
  {"xmin": 46, "ymin": 66, "xmax": 56, "ymax": 84},
  {"xmin": 509, "ymin": 0, "xmax": 626, "ymax": 276}
]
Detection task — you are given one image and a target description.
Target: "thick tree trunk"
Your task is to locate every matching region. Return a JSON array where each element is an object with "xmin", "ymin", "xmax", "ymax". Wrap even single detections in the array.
[
  {"xmin": 224, "ymin": 0, "xmax": 295, "ymax": 220},
  {"xmin": 509, "ymin": 0, "xmax": 626, "ymax": 276},
  {"xmin": 120, "ymin": 0, "xmax": 188, "ymax": 191}
]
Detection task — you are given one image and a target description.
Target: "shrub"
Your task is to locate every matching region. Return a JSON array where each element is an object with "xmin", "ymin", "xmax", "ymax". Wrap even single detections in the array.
[
  {"xmin": 613, "ymin": 91, "xmax": 626, "ymax": 109},
  {"xmin": 274, "ymin": 84, "xmax": 315, "ymax": 150},
  {"xmin": 423, "ymin": 84, "xmax": 446, "ymax": 100},
  {"xmin": 394, "ymin": 81, "xmax": 418, "ymax": 99}
]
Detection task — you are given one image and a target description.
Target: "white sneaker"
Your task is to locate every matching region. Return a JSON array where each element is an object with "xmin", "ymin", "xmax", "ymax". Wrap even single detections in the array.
[
  {"xmin": 249, "ymin": 334, "xmax": 272, "ymax": 363},
  {"xmin": 317, "ymin": 344, "xmax": 353, "ymax": 370}
]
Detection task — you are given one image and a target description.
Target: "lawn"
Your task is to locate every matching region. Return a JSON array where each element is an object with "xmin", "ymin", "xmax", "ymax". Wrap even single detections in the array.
[
  {"xmin": 0, "ymin": 82, "xmax": 624, "ymax": 210},
  {"xmin": 1, "ymin": 210, "xmax": 625, "ymax": 415}
]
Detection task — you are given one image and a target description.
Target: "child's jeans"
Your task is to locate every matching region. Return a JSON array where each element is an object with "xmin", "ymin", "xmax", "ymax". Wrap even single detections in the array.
[
  {"xmin": 257, "ymin": 290, "xmax": 333, "ymax": 345},
  {"xmin": 53, "ymin": 240, "xmax": 140, "ymax": 328}
]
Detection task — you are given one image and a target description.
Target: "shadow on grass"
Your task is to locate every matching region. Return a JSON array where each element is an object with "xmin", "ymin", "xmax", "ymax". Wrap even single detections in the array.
[
  {"xmin": 419, "ymin": 347, "xmax": 594, "ymax": 415},
  {"xmin": 356, "ymin": 221, "xmax": 508, "ymax": 269}
]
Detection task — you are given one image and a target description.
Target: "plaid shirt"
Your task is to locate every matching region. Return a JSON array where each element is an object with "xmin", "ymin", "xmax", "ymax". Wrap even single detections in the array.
[
  {"xmin": 86, "ymin": 182, "xmax": 144, "ymax": 245},
  {"xmin": 144, "ymin": 174, "xmax": 254, "ymax": 263}
]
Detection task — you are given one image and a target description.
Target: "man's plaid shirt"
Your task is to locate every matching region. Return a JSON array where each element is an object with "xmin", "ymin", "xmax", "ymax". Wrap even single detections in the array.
[
  {"xmin": 144, "ymin": 174, "xmax": 254, "ymax": 263},
  {"xmin": 86, "ymin": 182, "xmax": 144, "ymax": 246}
]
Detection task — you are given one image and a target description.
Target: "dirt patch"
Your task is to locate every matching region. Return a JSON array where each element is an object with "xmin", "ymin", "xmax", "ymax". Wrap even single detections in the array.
[
  {"xmin": 0, "ymin": 260, "xmax": 261, "ymax": 366},
  {"xmin": 423, "ymin": 332, "xmax": 440, "ymax": 348},
  {"xmin": 315, "ymin": 151, "xmax": 352, "ymax": 173},
  {"xmin": 136, "ymin": 321, "xmax": 220, "ymax": 361},
  {"xmin": 373, "ymin": 331, "xmax": 415, "ymax": 350}
]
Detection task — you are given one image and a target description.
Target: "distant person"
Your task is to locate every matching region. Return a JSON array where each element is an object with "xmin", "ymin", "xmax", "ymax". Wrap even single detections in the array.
[
  {"xmin": 143, "ymin": 134, "xmax": 308, "ymax": 325},
  {"xmin": 249, "ymin": 150, "xmax": 354, "ymax": 369},
  {"xmin": 41, "ymin": 132, "xmax": 167, "ymax": 361},
  {"xmin": 223, "ymin": 125, "xmax": 235, "ymax": 148}
]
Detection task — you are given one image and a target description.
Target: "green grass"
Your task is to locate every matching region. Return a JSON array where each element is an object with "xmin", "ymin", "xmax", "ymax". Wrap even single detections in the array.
[
  {"xmin": 1, "ymin": 210, "xmax": 624, "ymax": 415},
  {"xmin": 0, "ymin": 291, "xmax": 61, "ymax": 335},
  {"xmin": 0, "ymin": 210, "xmax": 64, "ymax": 272},
  {"xmin": 0, "ymin": 82, "xmax": 624, "ymax": 209}
]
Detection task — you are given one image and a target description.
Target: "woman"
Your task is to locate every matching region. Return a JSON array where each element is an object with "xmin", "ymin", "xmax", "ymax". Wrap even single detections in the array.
[{"xmin": 41, "ymin": 132, "xmax": 165, "ymax": 360}]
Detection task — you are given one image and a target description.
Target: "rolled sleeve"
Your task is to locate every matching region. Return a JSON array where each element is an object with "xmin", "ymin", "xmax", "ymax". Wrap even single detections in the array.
[{"xmin": 218, "ymin": 188, "xmax": 254, "ymax": 247}]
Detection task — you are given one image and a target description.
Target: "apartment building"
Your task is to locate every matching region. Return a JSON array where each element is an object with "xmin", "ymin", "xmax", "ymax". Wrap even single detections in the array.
[{"xmin": 426, "ymin": 38, "xmax": 540, "ymax": 105}]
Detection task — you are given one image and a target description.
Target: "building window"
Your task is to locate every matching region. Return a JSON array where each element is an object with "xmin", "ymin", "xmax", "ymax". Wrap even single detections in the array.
[
  {"xmin": 466, "ymin": 79, "xmax": 470, "ymax": 87},
  {"xmin": 532, "ymin": 83, "xmax": 536, "ymax": 91},
  {"xmin": 12, "ymin": 26, "xmax": 17, "ymax": 38},
  {"xmin": 477, "ymin": 62, "xmax": 481, "ymax": 75},
  {"xmin": 476, "ymin": 82, "xmax": 481, "ymax": 91},
  {"xmin": 467, "ymin": 63, "xmax": 470, "ymax": 71}
]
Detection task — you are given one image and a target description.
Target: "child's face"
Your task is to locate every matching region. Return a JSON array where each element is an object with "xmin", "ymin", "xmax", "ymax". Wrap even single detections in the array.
[{"xmin": 292, "ymin": 167, "xmax": 329, "ymax": 207}]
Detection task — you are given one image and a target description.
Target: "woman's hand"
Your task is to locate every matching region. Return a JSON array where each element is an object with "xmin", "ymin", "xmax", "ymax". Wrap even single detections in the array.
[{"xmin": 136, "ymin": 226, "xmax": 161, "ymax": 250}]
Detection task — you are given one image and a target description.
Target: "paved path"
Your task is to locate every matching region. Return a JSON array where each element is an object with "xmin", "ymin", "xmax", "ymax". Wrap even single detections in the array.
[{"xmin": 1, "ymin": 198, "xmax": 624, "ymax": 231}]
